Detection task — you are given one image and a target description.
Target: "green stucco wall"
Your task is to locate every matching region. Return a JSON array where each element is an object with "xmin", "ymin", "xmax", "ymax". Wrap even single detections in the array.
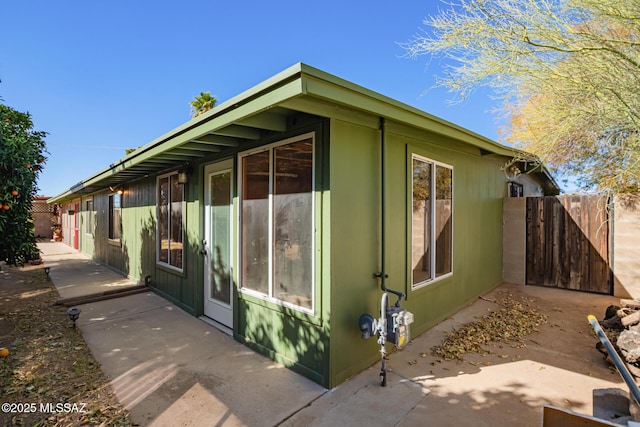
[
  {"xmin": 328, "ymin": 119, "xmax": 507, "ymax": 387},
  {"xmin": 234, "ymin": 121, "xmax": 331, "ymax": 387}
]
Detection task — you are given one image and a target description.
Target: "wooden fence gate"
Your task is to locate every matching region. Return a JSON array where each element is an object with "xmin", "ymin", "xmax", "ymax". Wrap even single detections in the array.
[{"xmin": 526, "ymin": 195, "xmax": 612, "ymax": 294}]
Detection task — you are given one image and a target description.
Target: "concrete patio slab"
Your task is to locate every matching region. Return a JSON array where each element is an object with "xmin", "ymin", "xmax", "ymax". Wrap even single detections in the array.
[
  {"xmin": 284, "ymin": 283, "xmax": 627, "ymax": 427},
  {"xmin": 40, "ymin": 240, "xmax": 630, "ymax": 426},
  {"xmin": 77, "ymin": 292, "xmax": 326, "ymax": 426}
]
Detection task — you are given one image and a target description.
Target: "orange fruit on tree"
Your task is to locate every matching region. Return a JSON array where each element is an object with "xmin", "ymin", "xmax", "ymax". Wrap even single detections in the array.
[
  {"xmin": 3, "ymin": 205, "xmax": 10, "ymax": 210},
  {"xmin": 0, "ymin": 348, "xmax": 8, "ymax": 357},
  {"xmin": 11, "ymin": 190, "xmax": 18, "ymax": 196}
]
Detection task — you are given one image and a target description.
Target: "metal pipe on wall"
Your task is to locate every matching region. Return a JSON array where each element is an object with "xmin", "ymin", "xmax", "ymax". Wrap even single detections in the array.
[{"xmin": 378, "ymin": 117, "xmax": 388, "ymax": 292}]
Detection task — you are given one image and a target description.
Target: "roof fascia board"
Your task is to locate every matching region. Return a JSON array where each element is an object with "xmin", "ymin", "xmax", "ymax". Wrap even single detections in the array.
[
  {"xmin": 47, "ymin": 191, "xmax": 74, "ymax": 204},
  {"xmin": 300, "ymin": 73, "xmax": 520, "ymax": 157},
  {"xmin": 279, "ymin": 96, "xmax": 381, "ymax": 130},
  {"xmin": 297, "ymin": 66, "xmax": 558, "ymax": 192}
]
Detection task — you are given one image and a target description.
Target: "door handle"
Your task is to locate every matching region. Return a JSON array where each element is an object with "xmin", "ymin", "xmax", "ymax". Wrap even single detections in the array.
[{"xmin": 200, "ymin": 239, "xmax": 207, "ymax": 255}]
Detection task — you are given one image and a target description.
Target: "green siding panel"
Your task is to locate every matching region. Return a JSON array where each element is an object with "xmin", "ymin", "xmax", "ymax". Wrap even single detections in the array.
[
  {"xmin": 328, "ymin": 120, "xmax": 382, "ymax": 386},
  {"xmin": 120, "ymin": 177, "xmax": 157, "ymax": 285},
  {"xmin": 237, "ymin": 298, "xmax": 329, "ymax": 386},
  {"xmin": 82, "ymin": 173, "xmax": 203, "ymax": 315},
  {"xmin": 328, "ymin": 119, "xmax": 507, "ymax": 387},
  {"xmin": 233, "ymin": 122, "xmax": 331, "ymax": 387}
]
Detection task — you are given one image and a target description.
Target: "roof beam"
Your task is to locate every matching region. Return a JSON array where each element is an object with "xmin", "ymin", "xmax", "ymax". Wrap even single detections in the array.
[
  {"xmin": 170, "ymin": 148, "xmax": 210, "ymax": 157},
  {"xmin": 178, "ymin": 143, "xmax": 222, "ymax": 152},
  {"xmin": 155, "ymin": 153, "xmax": 194, "ymax": 160},
  {"xmin": 125, "ymin": 167, "xmax": 163, "ymax": 173},
  {"xmin": 237, "ymin": 112, "xmax": 287, "ymax": 132},
  {"xmin": 192, "ymin": 134, "xmax": 240, "ymax": 147},
  {"xmin": 138, "ymin": 159, "xmax": 178, "ymax": 166},
  {"xmin": 212, "ymin": 125, "xmax": 262, "ymax": 140}
]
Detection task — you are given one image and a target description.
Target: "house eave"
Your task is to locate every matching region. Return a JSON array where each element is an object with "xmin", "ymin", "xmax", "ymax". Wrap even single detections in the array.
[{"xmin": 48, "ymin": 62, "xmax": 559, "ymax": 204}]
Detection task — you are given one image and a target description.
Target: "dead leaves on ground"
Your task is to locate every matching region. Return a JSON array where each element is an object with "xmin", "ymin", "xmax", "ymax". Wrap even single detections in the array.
[
  {"xmin": 431, "ymin": 294, "xmax": 549, "ymax": 361},
  {"xmin": 0, "ymin": 266, "xmax": 132, "ymax": 426}
]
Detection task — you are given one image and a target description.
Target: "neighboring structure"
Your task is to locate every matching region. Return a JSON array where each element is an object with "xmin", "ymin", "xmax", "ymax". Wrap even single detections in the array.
[
  {"xmin": 48, "ymin": 63, "xmax": 558, "ymax": 388},
  {"xmin": 58, "ymin": 201, "xmax": 80, "ymax": 248},
  {"xmin": 31, "ymin": 196, "xmax": 54, "ymax": 239},
  {"xmin": 610, "ymin": 194, "xmax": 640, "ymax": 298}
]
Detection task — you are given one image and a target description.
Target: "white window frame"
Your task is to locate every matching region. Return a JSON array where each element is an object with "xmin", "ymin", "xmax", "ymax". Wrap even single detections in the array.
[
  {"xmin": 411, "ymin": 154, "xmax": 454, "ymax": 290},
  {"xmin": 84, "ymin": 198, "xmax": 94, "ymax": 236},
  {"xmin": 237, "ymin": 132, "xmax": 316, "ymax": 314},
  {"xmin": 156, "ymin": 172, "xmax": 185, "ymax": 272}
]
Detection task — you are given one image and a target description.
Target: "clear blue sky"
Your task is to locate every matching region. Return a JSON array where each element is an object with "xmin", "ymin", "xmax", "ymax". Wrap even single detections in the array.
[{"xmin": 1, "ymin": 1, "xmax": 505, "ymax": 197}]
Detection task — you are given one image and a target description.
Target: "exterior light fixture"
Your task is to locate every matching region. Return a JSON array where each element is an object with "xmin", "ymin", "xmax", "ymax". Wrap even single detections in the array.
[
  {"xmin": 178, "ymin": 162, "xmax": 193, "ymax": 184},
  {"xmin": 109, "ymin": 186, "xmax": 124, "ymax": 195},
  {"xmin": 67, "ymin": 307, "xmax": 81, "ymax": 328}
]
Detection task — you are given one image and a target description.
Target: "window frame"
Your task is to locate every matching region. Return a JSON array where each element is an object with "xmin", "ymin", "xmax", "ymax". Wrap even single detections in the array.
[
  {"xmin": 237, "ymin": 132, "xmax": 316, "ymax": 315},
  {"xmin": 156, "ymin": 172, "xmax": 185, "ymax": 272},
  {"xmin": 410, "ymin": 153, "xmax": 454, "ymax": 290},
  {"xmin": 85, "ymin": 198, "xmax": 94, "ymax": 236},
  {"xmin": 108, "ymin": 193, "xmax": 122, "ymax": 242},
  {"xmin": 508, "ymin": 181, "xmax": 524, "ymax": 198}
]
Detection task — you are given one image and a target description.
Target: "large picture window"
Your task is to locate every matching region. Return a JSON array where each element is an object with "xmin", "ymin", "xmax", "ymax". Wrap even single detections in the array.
[
  {"xmin": 411, "ymin": 155, "xmax": 453, "ymax": 288},
  {"xmin": 108, "ymin": 194, "xmax": 121, "ymax": 241},
  {"xmin": 158, "ymin": 173, "xmax": 184, "ymax": 270},
  {"xmin": 240, "ymin": 134, "xmax": 314, "ymax": 312}
]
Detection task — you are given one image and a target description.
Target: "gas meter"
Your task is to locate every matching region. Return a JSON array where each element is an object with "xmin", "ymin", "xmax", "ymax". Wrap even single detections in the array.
[
  {"xmin": 386, "ymin": 305, "xmax": 414, "ymax": 350},
  {"xmin": 358, "ymin": 287, "xmax": 414, "ymax": 386}
]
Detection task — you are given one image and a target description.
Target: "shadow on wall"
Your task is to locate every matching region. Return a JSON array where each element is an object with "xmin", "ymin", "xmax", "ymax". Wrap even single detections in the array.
[
  {"xmin": 136, "ymin": 207, "xmax": 201, "ymax": 315},
  {"xmin": 91, "ymin": 191, "xmax": 127, "ymax": 275},
  {"xmin": 524, "ymin": 195, "xmax": 612, "ymax": 295},
  {"xmin": 239, "ymin": 299, "xmax": 329, "ymax": 387},
  {"xmin": 504, "ymin": 191, "xmax": 640, "ymax": 302},
  {"xmin": 137, "ymin": 213, "xmax": 156, "ymax": 285}
]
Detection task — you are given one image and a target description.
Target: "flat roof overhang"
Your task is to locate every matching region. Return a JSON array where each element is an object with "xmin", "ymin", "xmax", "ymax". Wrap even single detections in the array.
[{"xmin": 48, "ymin": 63, "xmax": 558, "ymax": 204}]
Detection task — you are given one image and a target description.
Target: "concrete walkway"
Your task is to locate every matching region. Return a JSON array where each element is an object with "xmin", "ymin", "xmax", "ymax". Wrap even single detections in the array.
[
  {"xmin": 39, "ymin": 241, "xmax": 628, "ymax": 426},
  {"xmin": 39, "ymin": 242, "xmax": 326, "ymax": 426},
  {"xmin": 39, "ymin": 242, "xmax": 137, "ymax": 299}
]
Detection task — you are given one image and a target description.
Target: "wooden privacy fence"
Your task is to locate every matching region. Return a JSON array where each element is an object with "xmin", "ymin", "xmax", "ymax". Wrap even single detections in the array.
[{"xmin": 526, "ymin": 195, "xmax": 612, "ymax": 294}]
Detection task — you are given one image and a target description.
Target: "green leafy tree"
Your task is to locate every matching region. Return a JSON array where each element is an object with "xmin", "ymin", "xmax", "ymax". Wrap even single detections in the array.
[
  {"xmin": 190, "ymin": 91, "xmax": 217, "ymax": 118},
  {"xmin": 401, "ymin": 0, "xmax": 640, "ymax": 193},
  {"xmin": 0, "ymin": 103, "xmax": 47, "ymax": 265}
]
